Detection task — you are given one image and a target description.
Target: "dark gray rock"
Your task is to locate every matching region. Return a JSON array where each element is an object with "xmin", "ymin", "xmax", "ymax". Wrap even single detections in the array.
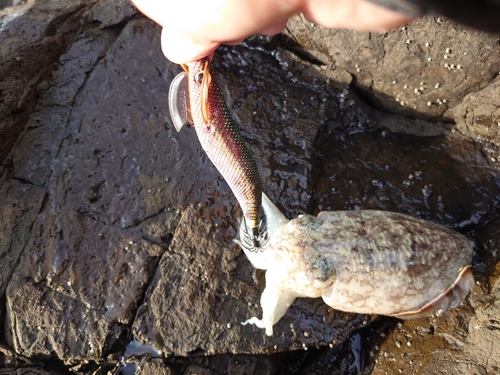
[
  {"xmin": 5, "ymin": 206, "xmax": 163, "ymax": 362},
  {"xmin": 312, "ymin": 129, "xmax": 500, "ymax": 227},
  {"xmin": 0, "ymin": 0, "xmax": 11, "ymax": 10},
  {"xmin": 0, "ymin": 343, "xmax": 48, "ymax": 372},
  {"xmin": 453, "ymin": 77, "xmax": 500, "ymax": 140},
  {"xmin": 0, "ymin": 180, "xmax": 45, "ymax": 298},
  {"xmin": 0, "ymin": 369, "xmax": 70, "ymax": 375},
  {"xmin": 284, "ymin": 14, "xmax": 500, "ymax": 122},
  {"xmin": 135, "ymin": 361, "xmax": 175, "ymax": 375},
  {"xmin": 0, "ymin": 0, "xmax": 499, "ymax": 374},
  {"xmin": 3, "ymin": 6, "xmax": 170, "ymax": 363},
  {"xmin": 0, "ymin": 0, "xmax": 86, "ymax": 163}
]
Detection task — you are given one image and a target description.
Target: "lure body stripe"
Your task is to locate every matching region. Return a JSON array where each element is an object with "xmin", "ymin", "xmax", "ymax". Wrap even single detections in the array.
[{"xmin": 184, "ymin": 58, "xmax": 262, "ymax": 228}]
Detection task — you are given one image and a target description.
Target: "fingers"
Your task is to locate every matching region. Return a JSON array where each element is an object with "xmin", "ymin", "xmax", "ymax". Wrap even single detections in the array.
[
  {"xmin": 302, "ymin": 0, "xmax": 413, "ymax": 32},
  {"xmin": 161, "ymin": 28, "xmax": 219, "ymax": 64},
  {"xmin": 133, "ymin": 0, "xmax": 300, "ymax": 63},
  {"xmin": 160, "ymin": 21, "xmax": 287, "ymax": 64},
  {"xmin": 259, "ymin": 21, "xmax": 289, "ymax": 36},
  {"xmin": 133, "ymin": 0, "xmax": 414, "ymax": 64}
]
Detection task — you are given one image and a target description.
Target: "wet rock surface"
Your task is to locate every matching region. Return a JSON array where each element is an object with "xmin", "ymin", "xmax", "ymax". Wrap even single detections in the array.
[
  {"xmin": 284, "ymin": 14, "xmax": 500, "ymax": 122},
  {"xmin": 0, "ymin": 1, "xmax": 499, "ymax": 374}
]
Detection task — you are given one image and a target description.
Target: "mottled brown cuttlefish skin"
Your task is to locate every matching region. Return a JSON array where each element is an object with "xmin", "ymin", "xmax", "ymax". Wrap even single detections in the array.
[
  {"xmin": 241, "ymin": 195, "xmax": 475, "ymax": 336},
  {"xmin": 293, "ymin": 211, "xmax": 474, "ymax": 317}
]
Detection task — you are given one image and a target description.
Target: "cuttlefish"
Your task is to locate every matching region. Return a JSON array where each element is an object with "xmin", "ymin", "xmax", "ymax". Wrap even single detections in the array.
[{"xmin": 239, "ymin": 195, "xmax": 475, "ymax": 336}]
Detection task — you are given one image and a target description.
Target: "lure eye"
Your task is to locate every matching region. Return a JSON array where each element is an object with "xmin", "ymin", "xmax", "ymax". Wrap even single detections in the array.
[{"xmin": 195, "ymin": 72, "xmax": 204, "ymax": 84}]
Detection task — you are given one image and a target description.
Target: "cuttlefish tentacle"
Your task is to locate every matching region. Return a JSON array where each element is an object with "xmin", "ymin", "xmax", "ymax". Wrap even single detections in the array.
[{"xmin": 242, "ymin": 268, "xmax": 300, "ymax": 336}]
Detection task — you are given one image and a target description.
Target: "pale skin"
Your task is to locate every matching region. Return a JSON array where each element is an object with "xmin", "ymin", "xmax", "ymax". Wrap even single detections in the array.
[{"xmin": 132, "ymin": 0, "xmax": 414, "ymax": 64}]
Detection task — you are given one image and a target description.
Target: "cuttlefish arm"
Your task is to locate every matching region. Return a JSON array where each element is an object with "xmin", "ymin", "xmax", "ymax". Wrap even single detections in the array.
[
  {"xmin": 241, "ymin": 266, "xmax": 300, "ymax": 336},
  {"xmin": 239, "ymin": 194, "xmax": 309, "ymax": 336}
]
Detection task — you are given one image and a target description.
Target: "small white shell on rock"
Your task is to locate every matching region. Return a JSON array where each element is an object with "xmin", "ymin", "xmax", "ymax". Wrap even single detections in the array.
[{"xmin": 240, "ymin": 195, "xmax": 474, "ymax": 336}]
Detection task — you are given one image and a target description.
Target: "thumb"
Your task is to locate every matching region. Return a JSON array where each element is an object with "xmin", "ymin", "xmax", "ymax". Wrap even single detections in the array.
[{"xmin": 161, "ymin": 28, "xmax": 219, "ymax": 64}]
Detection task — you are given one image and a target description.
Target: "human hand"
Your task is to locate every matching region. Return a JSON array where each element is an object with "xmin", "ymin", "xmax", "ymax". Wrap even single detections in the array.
[{"xmin": 131, "ymin": 0, "xmax": 413, "ymax": 64}]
